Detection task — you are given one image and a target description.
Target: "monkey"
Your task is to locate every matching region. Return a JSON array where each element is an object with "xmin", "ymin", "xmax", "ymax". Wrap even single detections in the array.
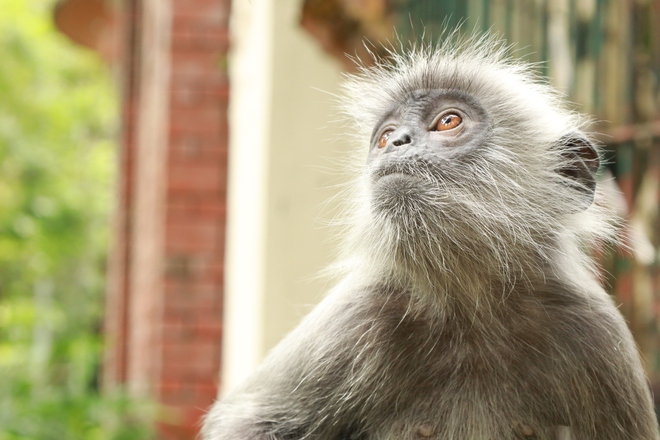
[{"xmin": 202, "ymin": 34, "xmax": 660, "ymax": 440}]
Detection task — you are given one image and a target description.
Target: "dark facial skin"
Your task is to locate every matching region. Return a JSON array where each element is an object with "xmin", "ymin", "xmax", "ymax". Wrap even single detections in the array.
[{"xmin": 367, "ymin": 89, "xmax": 490, "ymax": 179}]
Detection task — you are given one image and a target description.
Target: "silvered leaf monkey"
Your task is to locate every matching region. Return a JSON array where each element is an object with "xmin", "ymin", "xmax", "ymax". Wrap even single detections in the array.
[{"xmin": 203, "ymin": 35, "xmax": 659, "ymax": 440}]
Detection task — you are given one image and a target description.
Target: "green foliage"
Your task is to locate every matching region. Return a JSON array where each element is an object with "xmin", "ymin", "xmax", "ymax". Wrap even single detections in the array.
[{"xmin": 0, "ymin": 0, "xmax": 154, "ymax": 438}]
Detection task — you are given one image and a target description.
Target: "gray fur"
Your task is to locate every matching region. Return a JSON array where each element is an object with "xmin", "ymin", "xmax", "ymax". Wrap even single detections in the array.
[{"xmin": 202, "ymin": 35, "xmax": 659, "ymax": 439}]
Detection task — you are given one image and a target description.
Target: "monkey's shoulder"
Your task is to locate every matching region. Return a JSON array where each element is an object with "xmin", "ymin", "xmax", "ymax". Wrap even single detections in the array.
[
  {"xmin": 273, "ymin": 283, "xmax": 627, "ymax": 397},
  {"xmin": 319, "ymin": 283, "xmax": 639, "ymax": 405},
  {"xmin": 296, "ymin": 281, "xmax": 632, "ymax": 367},
  {"xmin": 208, "ymin": 284, "xmax": 654, "ymax": 440},
  {"xmin": 343, "ymin": 285, "xmax": 647, "ymax": 437}
]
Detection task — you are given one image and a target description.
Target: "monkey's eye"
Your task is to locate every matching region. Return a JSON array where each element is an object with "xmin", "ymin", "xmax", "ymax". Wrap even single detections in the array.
[
  {"xmin": 378, "ymin": 130, "xmax": 393, "ymax": 148},
  {"xmin": 434, "ymin": 112, "xmax": 462, "ymax": 131}
]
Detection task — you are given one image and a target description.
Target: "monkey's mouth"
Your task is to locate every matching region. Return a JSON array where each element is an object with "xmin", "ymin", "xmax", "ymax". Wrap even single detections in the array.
[{"xmin": 372, "ymin": 163, "xmax": 426, "ymax": 183}]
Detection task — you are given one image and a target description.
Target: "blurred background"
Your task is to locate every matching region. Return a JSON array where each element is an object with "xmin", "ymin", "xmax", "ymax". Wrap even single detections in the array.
[{"xmin": 0, "ymin": 0, "xmax": 658, "ymax": 438}]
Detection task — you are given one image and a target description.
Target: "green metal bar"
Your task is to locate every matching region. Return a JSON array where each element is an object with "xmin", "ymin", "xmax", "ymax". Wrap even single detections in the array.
[
  {"xmin": 482, "ymin": 0, "xmax": 490, "ymax": 33},
  {"xmin": 445, "ymin": 0, "xmax": 458, "ymax": 30},
  {"xmin": 541, "ymin": 0, "xmax": 549, "ymax": 77},
  {"xmin": 505, "ymin": 0, "xmax": 513, "ymax": 41},
  {"xmin": 592, "ymin": 0, "xmax": 605, "ymax": 112},
  {"xmin": 455, "ymin": 0, "xmax": 468, "ymax": 31},
  {"xmin": 569, "ymin": 0, "xmax": 577, "ymax": 98}
]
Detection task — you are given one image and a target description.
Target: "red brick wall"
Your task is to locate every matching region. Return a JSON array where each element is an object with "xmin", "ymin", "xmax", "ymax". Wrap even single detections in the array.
[{"xmin": 104, "ymin": 1, "xmax": 230, "ymax": 438}]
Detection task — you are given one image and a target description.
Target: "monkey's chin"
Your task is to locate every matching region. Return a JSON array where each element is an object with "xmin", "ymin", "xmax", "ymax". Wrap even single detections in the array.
[
  {"xmin": 374, "ymin": 171, "xmax": 420, "ymax": 185},
  {"xmin": 371, "ymin": 173, "xmax": 433, "ymax": 217},
  {"xmin": 373, "ymin": 172, "xmax": 424, "ymax": 197}
]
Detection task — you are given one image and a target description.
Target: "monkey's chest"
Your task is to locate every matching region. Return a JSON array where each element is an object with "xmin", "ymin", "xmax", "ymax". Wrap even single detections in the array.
[
  {"xmin": 362, "ymin": 373, "xmax": 565, "ymax": 440},
  {"xmin": 331, "ymin": 321, "xmax": 570, "ymax": 440}
]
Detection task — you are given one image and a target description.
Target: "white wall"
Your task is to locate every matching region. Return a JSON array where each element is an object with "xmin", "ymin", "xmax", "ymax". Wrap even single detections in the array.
[{"xmin": 222, "ymin": 0, "xmax": 349, "ymax": 393}]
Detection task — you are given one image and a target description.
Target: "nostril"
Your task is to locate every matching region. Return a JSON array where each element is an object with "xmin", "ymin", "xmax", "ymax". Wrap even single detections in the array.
[{"xmin": 392, "ymin": 134, "xmax": 412, "ymax": 147}]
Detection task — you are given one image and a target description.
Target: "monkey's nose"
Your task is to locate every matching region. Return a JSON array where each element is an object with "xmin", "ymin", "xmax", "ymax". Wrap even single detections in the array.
[{"xmin": 389, "ymin": 129, "xmax": 413, "ymax": 148}]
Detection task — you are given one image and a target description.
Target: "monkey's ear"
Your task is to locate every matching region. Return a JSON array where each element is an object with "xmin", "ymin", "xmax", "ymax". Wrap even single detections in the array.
[{"xmin": 556, "ymin": 133, "xmax": 600, "ymax": 210}]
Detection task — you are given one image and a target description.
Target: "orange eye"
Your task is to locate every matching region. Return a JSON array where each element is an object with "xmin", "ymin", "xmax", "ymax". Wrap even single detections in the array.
[
  {"xmin": 435, "ymin": 113, "xmax": 462, "ymax": 131},
  {"xmin": 378, "ymin": 130, "xmax": 393, "ymax": 148}
]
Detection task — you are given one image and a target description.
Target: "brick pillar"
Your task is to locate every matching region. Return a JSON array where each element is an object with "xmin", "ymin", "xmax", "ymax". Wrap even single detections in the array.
[
  {"xmin": 104, "ymin": 0, "xmax": 230, "ymax": 438},
  {"xmin": 160, "ymin": 0, "xmax": 229, "ymax": 435}
]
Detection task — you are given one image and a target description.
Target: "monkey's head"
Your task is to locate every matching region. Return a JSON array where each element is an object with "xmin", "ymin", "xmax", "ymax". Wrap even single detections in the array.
[{"xmin": 340, "ymin": 36, "xmax": 612, "ymax": 292}]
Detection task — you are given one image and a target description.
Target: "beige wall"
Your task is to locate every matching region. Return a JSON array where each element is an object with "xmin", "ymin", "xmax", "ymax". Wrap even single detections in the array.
[
  {"xmin": 128, "ymin": 0, "xmax": 171, "ymax": 395},
  {"xmin": 223, "ymin": 0, "xmax": 349, "ymax": 392}
]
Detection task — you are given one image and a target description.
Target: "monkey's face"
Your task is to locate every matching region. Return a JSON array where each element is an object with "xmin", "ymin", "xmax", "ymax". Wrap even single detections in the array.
[
  {"xmin": 369, "ymin": 89, "xmax": 489, "ymax": 166},
  {"xmin": 342, "ymin": 45, "xmax": 604, "ymax": 276},
  {"xmin": 362, "ymin": 84, "xmax": 599, "ymax": 257},
  {"xmin": 365, "ymin": 87, "xmax": 498, "ymax": 228},
  {"xmin": 367, "ymin": 89, "xmax": 489, "ymax": 208}
]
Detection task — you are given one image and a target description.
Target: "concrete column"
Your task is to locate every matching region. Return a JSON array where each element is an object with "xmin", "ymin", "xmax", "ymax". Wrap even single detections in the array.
[{"xmin": 224, "ymin": 0, "xmax": 348, "ymax": 392}]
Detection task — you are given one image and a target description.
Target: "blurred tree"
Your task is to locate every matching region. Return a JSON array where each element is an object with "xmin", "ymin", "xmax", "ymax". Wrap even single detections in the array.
[{"xmin": 0, "ymin": 0, "xmax": 153, "ymax": 438}]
